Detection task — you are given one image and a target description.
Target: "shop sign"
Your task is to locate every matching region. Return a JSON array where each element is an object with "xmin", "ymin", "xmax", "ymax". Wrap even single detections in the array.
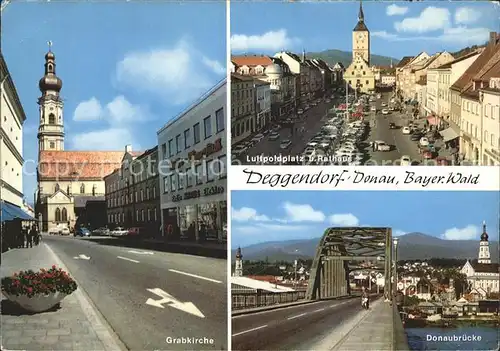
[
  {"xmin": 172, "ymin": 185, "xmax": 225, "ymax": 203},
  {"xmin": 188, "ymin": 138, "xmax": 223, "ymax": 161}
]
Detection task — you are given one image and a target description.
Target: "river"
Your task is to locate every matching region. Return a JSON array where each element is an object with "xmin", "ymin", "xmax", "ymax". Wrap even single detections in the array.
[{"xmin": 406, "ymin": 326, "xmax": 499, "ymax": 350}]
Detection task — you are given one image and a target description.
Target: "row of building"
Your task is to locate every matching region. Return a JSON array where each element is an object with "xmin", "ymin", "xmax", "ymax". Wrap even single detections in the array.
[
  {"xmin": 395, "ymin": 32, "xmax": 500, "ymax": 165},
  {"xmin": 29, "ymin": 48, "xmax": 226, "ymax": 243},
  {"xmin": 0, "ymin": 53, "xmax": 35, "ymax": 219},
  {"xmin": 230, "ymin": 53, "xmax": 345, "ymax": 144},
  {"xmin": 229, "ymin": 2, "xmax": 398, "ymax": 145}
]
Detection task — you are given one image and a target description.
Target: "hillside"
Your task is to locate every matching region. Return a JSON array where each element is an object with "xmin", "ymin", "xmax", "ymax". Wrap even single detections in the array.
[
  {"xmin": 233, "ymin": 232, "xmax": 499, "ymax": 263},
  {"xmin": 307, "ymin": 49, "xmax": 399, "ymax": 67}
]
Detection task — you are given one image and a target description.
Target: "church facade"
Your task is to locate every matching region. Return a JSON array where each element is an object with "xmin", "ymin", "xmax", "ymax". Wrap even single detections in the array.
[
  {"xmin": 460, "ymin": 222, "xmax": 499, "ymax": 295},
  {"xmin": 35, "ymin": 49, "xmax": 127, "ymax": 233},
  {"xmin": 343, "ymin": 2, "xmax": 376, "ymax": 94}
]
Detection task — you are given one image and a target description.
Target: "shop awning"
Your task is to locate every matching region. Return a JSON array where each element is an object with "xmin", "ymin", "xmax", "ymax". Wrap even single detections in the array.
[
  {"xmin": 427, "ymin": 116, "xmax": 440, "ymax": 126},
  {"xmin": 0, "ymin": 201, "xmax": 35, "ymax": 222},
  {"xmin": 439, "ymin": 127, "xmax": 459, "ymax": 142}
]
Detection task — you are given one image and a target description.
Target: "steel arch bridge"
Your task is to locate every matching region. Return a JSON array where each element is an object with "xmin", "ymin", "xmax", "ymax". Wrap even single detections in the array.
[{"xmin": 306, "ymin": 227, "xmax": 393, "ymax": 300}]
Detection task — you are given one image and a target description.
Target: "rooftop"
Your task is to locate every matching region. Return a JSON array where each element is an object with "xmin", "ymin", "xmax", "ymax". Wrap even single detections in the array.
[{"xmin": 232, "ymin": 55, "xmax": 273, "ymax": 67}]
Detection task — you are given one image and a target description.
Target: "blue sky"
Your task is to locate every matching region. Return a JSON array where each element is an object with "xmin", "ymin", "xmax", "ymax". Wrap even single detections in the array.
[
  {"xmin": 230, "ymin": 2, "xmax": 499, "ymax": 59},
  {"xmin": 2, "ymin": 1, "xmax": 226, "ymax": 201},
  {"xmin": 231, "ymin": 191, "xmax": 500, "ymax": 248}
]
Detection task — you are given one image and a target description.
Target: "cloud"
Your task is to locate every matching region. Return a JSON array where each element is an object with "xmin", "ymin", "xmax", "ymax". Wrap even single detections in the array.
[
  {"xmin": 115, "ymin": 39, "xmax": 224, "ymax": 105},
  {"xmin": 73, "ymin": 96, "xmax": 151, "ymax": 124},
  {"xmin": 73, "ymin": 97, "xmax": 103, "ymax": 122},
  {"xmin": 282, "ymin": 202, "xmax": 325, "ymax": 222},
  {"xmin": 441, "ymin": 225, "xmax": 479, "ymax": 240},
  {"xmin": 454, "ymin": 7, "xmax": 482, "ymax": 25},
  {"xmin": 329, "ymin": 213, "xmax": 360, "ymax": 226},
  {"xmin": 71, "ymin": 128, "xmax": 138, "ymax": 151},
  {"xmin": 372, "ymin": 31, "xmax": 399, "ymax": 40},
  {"xmin": 232, "ymin": 207, "xmax": 270, "ymax": 222},
  {"xmin": 231, "ymin": 29, "xmax": 300, "ymax": 52},
  {"xmin": 202, "ymin": 57, "xmax": 226, "ymax": 75},
  {"xmin": 395, "ymin": 7, "xmax": 451, "ymax": 33},
  {"xmin": 386, "ymin": 4, "xmax": 408, "ymax": 16}
]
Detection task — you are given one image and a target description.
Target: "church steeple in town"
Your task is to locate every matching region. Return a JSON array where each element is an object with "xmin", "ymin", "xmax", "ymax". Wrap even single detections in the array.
[
  {"xmin": 478, "ymin": 221, "xmax": 491, "ymax": 264},
  {"xmin": 358, "ymin": 0, "xmax": 364, "ymax": 22},
  {"xmin": 234, "ymin": 247, "xmax": 243, "ymax": 277},
  {"xmin": 37, "ymin": 41, "xmax": 65, "ymax": 151}
]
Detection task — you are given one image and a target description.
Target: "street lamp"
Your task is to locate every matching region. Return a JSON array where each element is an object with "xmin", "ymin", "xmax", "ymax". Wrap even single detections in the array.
[{"xmin": 393, "ymin": 237, "xmax": 399, "ymax": 301}]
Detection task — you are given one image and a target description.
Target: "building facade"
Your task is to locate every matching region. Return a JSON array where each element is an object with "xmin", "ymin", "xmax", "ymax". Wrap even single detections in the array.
[
  {"xmin": 157, "ymin": 79, "xmax": 227, "ymax": 243},
  {"xmin": 104, "ymin": 146, "xmax": 160, "ymax": 235},
  {"xmin": 343, "ymin": 2, "xmax": 376, "ymax": 93},
  {"xmin": 480, "ymin": 79, "xmax": 500, "ymax": 165},
  {"xmin": 35, "ymin": 49, "xmax": 125, "ymax": 232},
  {"xmin": 0, "ymin": 53, "xmax": 26, "ymax": 209},
  {"xmin": 231, "ymin": 73, "xmax": 255, "ymax": 145},
  {"xmin": 254, "ymin": 79, "xmax": 271, "ymax": 131},
  {"xmin": 274, "ymin": 51, "xmax": 311, "ymax": 104}
]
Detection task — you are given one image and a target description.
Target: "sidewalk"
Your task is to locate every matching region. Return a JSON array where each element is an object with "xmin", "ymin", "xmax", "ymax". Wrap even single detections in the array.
[
  {"xmin": 331, "ymin": 299, "xmax": 393, "ymax": 351},
  {"xmin": 1, "ymin": 244, "xmax": 125, "ymax": 351}
]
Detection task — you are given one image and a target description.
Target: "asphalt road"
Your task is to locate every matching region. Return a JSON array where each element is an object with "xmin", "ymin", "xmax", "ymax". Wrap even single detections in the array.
[
  {"xmin": 365, "ymin": 93, "xmax": 423, "ymax": 165},
  {"xmin": 240, "ymin": 94, "xmax": 343, "ymax": 165},
  {"xmin": 232, "ymin": 296, "xmax": 372, "ymax": 351},
  {"xmin": 44, "ymin": 235, "xmax": 227, "ymax": 351}
]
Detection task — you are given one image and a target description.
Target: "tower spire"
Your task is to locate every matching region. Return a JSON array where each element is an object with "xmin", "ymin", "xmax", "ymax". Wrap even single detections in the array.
[
  {"xmin": 478, "ymin": 221, "xmax": 491, "ymax": 264},
  {"xmin": 358, "ymin": 0, "xmax": 364, "ymax": 22}
]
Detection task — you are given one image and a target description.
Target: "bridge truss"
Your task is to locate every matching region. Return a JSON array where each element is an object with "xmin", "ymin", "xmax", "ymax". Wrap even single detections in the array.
[{"xmin": 305, "ymin": 227, "xmax": 393, "ymax": 300}]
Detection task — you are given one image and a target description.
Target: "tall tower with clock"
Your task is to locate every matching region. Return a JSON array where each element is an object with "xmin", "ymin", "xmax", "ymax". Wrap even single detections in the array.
[{"xmin": 352, "ymin": 0, "xmax": 370, "ymax": 65}]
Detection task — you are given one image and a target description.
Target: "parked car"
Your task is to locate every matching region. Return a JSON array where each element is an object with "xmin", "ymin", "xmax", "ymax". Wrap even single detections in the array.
[
  {"xmin": 92, "ymin": 227, "xmax": 110, "ymax": 236},
  {"xmin": 232, "ymin": 144, "xmax": 247, "ymax": 156},
  {"xmin": 402, "ymin": 126, "xmax": 411, "ymax": 135},
  {"xmin": 127, "ymin": 227, "xmax": 143, "ymax": 236},
  {"xmin": 400, "ymin": 155, "xmax": 412, "ymax": 166},
  {"xmin": 280, "ymin": 140, "xmax": 292, "ymax": 149},
  {"xmin": 374, "ymin": 140, "xmax": 391, "ymax": 152},
  {"xmin": 75, "ymin": 227, "xmax": 91, "ymax": 237},
  {"xmin": 419, "ymin": 137, "xmax": 430, "ymax": 147},
  {"xmin": 381, "ymin": 109, "xmax": 389, "ymax": 115},
  {"xmin": 60, "ymin": 227, "xmax": 70, "ymax": 236},
  {"xmin": 411, "ymin": 133, "xmax": 421, "ymax": 141},
  {"xmin": 297, "ymin": 109, "xmax": 304, "ymax": 115},
  {"xmin": 111, "ymin": 227, "xmax": 128, "ymax": 236},
  {"xmin": 268, "ymin": 132, "xmax": 280, "ymax": 141},
  {"xmin": 251, "ymin": 134, "xmax": 264, "ymax": 143},
  {"xmin": 389, "ymin": 122, "xmax": 397, "ymax": 129}
]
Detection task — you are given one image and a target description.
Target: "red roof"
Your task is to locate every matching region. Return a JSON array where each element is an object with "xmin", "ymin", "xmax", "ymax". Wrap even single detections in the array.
[
  {"xmin": 39, "ymin": 151, "xmax": 126, "ymax": 181},
  {"xmin": 232, "ymin": 55, "xmax": 273, "ymax": 67}
]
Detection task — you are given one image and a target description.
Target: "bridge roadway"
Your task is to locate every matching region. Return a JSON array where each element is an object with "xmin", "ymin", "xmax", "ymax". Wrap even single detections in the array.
[{"xmin": 232, "ymin": 295, "xmax": 397, "ymax": 351}]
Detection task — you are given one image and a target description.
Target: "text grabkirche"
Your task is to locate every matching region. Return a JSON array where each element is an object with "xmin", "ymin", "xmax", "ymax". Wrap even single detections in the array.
[{"xmin": 242, "ymin": 169, "xmax": 480, "ymax": 188}]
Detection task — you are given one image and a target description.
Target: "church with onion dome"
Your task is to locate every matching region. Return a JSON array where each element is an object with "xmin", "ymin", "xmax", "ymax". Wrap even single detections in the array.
[
  {"xmin": 460, "ymin": 222, "xmax": 499, "ymax": 296},
  {"xmin": 35, "ymin": 43, "xmax": 137, "ymax": 233}
]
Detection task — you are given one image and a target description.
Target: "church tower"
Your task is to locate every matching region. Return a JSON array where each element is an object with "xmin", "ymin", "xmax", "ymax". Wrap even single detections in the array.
[
  {"xmin": 478, "ymin": 221, "xmax": 491, "ymax": 264},
  {"xmin": 234, "ymin": 247, "xmax": 243, "ymax": 277},
  {"xmin": 37, "ymin": 43, "xmax": 64, "ymax": 151},
  {"xmin": 352, "ymin": 0, "xmax": 370, "ymax": 65}
]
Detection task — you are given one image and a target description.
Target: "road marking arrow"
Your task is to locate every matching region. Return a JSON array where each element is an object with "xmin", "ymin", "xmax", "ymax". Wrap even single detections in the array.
[
  {"xmin": 145, "ymin": 288, "xmax": 205, "ymax": 318},
  {"xmin": 128, "ymin": 250, "xmax": 154, "ymax": 255},
  {"xmin": 73, "ymin": 254, "xmax": 90, "ymax": 260}
]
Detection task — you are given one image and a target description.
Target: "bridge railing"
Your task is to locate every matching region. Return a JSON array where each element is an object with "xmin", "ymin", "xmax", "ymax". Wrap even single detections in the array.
[
  {"xmin": 232, "ymin": 289, "xmax": 307, "ymax": 310},
  {"xmin": 393, "ymin": 303, "xmax": 410, "ymax": 351}
]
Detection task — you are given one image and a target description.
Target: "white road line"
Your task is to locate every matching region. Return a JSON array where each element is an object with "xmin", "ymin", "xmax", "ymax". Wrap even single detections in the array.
[
  {"xmin": 117, "ymin": 256, "xmax": 139, "ymax": 263},
  {"xmin": 313, "ymin": 308, "xmax": 325, "ymax": 313},
  {"xmin": 287, "ymin": 313, "xmax": 307, "ymax": 320},
  {"xmin": 168, "ymin": 269, "xmax": 222, "ymax": 284},
  {"xmin": 232, "ymin": 324, "xmax": 268, "ymax": 337}
]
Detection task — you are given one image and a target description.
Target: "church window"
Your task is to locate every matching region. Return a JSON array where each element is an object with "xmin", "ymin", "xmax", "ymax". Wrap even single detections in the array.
[
  {"xmin": 48, "ymin": 64, "xmax": 53, "ymax": 73},
  {"xmin": 61, "ymin": 208, "xmax": 68, "ymax": 222},
  {"xmin": 348, "ymin": 80, "xmax": 352, "ymax": 84},
  {"xmin": 50, "ymin": 142, "xmax": 55, "ymax": 149},
  {"xmin": 141, "ymin": 209, "xmax": 145, "ymax": 221},
  {"xmin": 48, "ymin": 113, "xmax": 56, "ymax": 124},
  {"xmin": 80, "ymin": 184, "xmax": 85, "ymax": 194},
  {"xmin": 55, "ymin": 183, "xmax": 60, "ymax": 192},
  {"xmin": 55, "ymin": 208, "xmax": 61, "ymax": 222},
  {"xmin": 366, "ymin": 80, "xmax": 369, "ymax": 85},
  {"xmin": 92, "ymin": 184, "xmax": 96, "ymax": 196},
  {"xmin": 363, "ymin": 71, "xmax": 366, "ymax": 75}
]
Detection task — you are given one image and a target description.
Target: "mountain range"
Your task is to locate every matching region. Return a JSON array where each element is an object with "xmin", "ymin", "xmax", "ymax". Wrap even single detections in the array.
[
  {"xmin": 307, "ymin": 49, "xmax": 399, "ymax": 68},
  {"xmin": 233, "ymin": 233, "xmax": 499, "ymax": 263}
]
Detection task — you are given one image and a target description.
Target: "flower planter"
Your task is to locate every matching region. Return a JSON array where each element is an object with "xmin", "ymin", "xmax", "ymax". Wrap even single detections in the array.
[{"xmin": 3, "ymin": 291, "xmax": 67, "ymax": 313}]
